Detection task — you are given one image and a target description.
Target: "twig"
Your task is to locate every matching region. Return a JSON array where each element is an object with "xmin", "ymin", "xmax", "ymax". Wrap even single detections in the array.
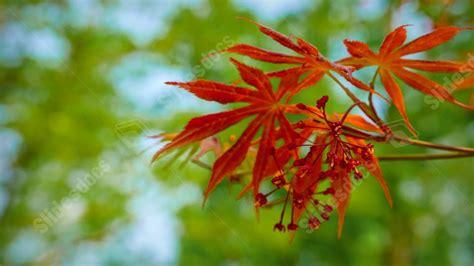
[
  {"xmin": 379, "ymin": 152, "xmax": 474, "ymax": 161},
  {"xmin": 391, "ymin": 136, "xmax": 474, "ymax": 153}
]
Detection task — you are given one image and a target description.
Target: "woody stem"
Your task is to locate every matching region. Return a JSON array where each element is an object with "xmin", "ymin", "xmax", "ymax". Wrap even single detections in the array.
[
  {"xmin": 327, "ymin": 72, "xmax": 364, "ymax": 106},
  {"xmin": 389, "ymin": 135, "xmax": 474, "ymax": 153},
  {"xmin": 341, "ymin": 124, "xmax": 474, "ymax": 154},
  {"xmin": 378, "ymin": 152, "xmax": 474, "ymax": 161},
  {"xmin": 369, "ymin": 69, "xmax": 379, "ymax": 89},
  {"xmin": 367, "ymin": 69, "xmax": 392, "ymax": 130},
  {"xmin": 327, "ymin": 72, "xmax": 382, "ymax": 126}
]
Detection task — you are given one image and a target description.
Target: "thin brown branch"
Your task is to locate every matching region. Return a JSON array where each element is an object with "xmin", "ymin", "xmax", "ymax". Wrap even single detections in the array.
[
  {"xmin": 391, "ymin": 136, "xmax": 474, "ymax": 153},
  {"xmin": 327, "ymin": 72, "xmax": 383, "ymax": 128},
  {"xmin": 378, "ymin": 152, "xmax": 474, "ymax": 161}
]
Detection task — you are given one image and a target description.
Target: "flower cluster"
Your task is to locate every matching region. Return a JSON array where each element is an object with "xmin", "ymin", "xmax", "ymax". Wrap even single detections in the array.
[{"xmin": 253, "ymin": 96, "xmax": 390, "ymax": 237}]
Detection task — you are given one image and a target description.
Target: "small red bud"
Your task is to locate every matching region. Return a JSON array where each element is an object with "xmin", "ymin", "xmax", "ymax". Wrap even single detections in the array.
[
  {"xmin": 321, "ymin": 212, "xmax": 330, "ymax": 221},
  {"xmin": 296, "ymin": 103, "xmax": 307, "ymax": 110},
  {"xmin": 254, "ymin": 193, "xmax": 267, "ymax": 207},
  {"xmin": 316, "ymin": 95, "xmax": 329, "ymax": 109},
  {"xmin": 296, "ymin": 121, "xmax": 306, "ymax": 129},
  {"xmin": 308, "ymin": 217, "xmax": 321, "ymax": 230},
  {"xmin": 293, "ymin": 194, "xmax": 305, "ymax": 209},
  {"xmin": 274, "ymin": 222, "xmax": 286, "ymax": 232},
  {"xmin": 322, "ymin": 187, "xmax": 336, "ymax": 195},
  {"xmin": 324, "ymin": 204, "xmax": 333, "ymax": 212},
  {"xmin": 271, "ymin": 175, "xmax": 285, "ymax": 188},
  {"xmin": 287, "ymin": 223, "xmax": 299, "ymax": 231}
]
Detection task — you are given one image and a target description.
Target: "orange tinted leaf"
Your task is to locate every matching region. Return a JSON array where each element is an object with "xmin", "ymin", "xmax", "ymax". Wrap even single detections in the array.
[
  {"xmin": 392, "ymin": 67, "xmax": 474, "ymax": 110},
  {"xmin": 394, "ymin": 27, "xmax": 466, "ymax": 57},
  {"xmin": 333, "ymin": 169, "xmax": 351, "ymax": 239},
  {"xmin": 239, "ymin": 17, "xmax": 305, "ymax": 55},
  {"xmin": 275, "ymin": 67, "xmax": 306, "ymax": 100},
  {"xmin": 252, "ymin": 114, "xmax": 276, "ymax": 197},
  {"xmin": 296, "ymin": 37, "xmax": 319, "ymax": 56},
  {"xmin": 205, "ymin": 114, "xmax": 267, "ymax": 199},
  {"xmin": 152, "ymin": 105, "xmax": 263, "ymax": 161},
  {"xmin": 394, "ymin": 59, "xmax": 466, "ymax": 72},
  {"xmin": 230, "ymin": 58, "xmax": 275, "ymax": 100},
  {"xmin": 457, "ymin": 74, "xmax": 474, "ymax": 90},
  {"xmin": 287, "ymin": 70, "xmax": 325, "ymax": 101},
  {"xmin": 379, "ymin": 25, "xmax": 409, "ymax": 57},
  {"xmin": 223, "ymin": 44, "xmax": 306, "ymax": 64},
  {"xmin": 343, "ymin": 39, "xmax": 376, "ymax": 59},
  {"xmin": 379, "ymin": 69, "xmax": 416, "ymax": 134},
  {"xmin": 277, "ymin": 113, "xmax": 298, "ymax": 158},
  {"xmin": 336, "ymin": 56, "xmax": 371, "ymax": 70},
  {"xmin": 267, "ymin": 66, "xmax": 311, "ymax": 78},
  {"xmin": 165, "ymin": 80, "xmax": 265, "ymax": 104},
  {"xmin": 365, "ymin": 156, "xmax": 393, "ymax": 208},
  {"xmin": 341, "ymin": 25, "xmax": 473, "ymax": 115}
]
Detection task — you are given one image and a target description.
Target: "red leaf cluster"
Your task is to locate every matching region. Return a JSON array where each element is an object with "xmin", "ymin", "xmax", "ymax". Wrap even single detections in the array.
[{"xmin": 153, "ymin": 19, "xmax": 473, "ymax": 237}]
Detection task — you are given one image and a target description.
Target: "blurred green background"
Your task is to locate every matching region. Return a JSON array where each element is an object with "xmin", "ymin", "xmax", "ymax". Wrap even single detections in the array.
[{"xmin": 0, "ymin": 0, "xmax": 473, "ymax": 265}]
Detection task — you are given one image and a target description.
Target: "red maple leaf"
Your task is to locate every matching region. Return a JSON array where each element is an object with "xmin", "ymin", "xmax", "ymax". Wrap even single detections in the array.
[
  {"xmin": 153, "ymin": 58, "xmax": 300, "ymax": 202},
  {"xmin": 220, "ymin": 18, "xmax": 385, "ymax": 101},
  {"xmin": 340, "ymin": 26, "xmax": 474, "ymax": 132}
]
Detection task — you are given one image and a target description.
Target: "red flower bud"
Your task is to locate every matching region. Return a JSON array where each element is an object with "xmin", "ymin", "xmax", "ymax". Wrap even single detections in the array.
[
  {"xmin": 308, "ymin": 217, "xmax": 321, "ymax": 230},
  {"xmin": 321, "ymin": 212, "xmax": 330, "ymax": 221},
  {"xmin": 324, "ymin": 204, "xmax": 333, "ymax": 212},
  {"xmin": 287, "ymin": 223, "xmax": 299, "ymax": 231},
  {"xmin": 293, "ymin": 194, "xmax": 305, "ymax": 209},
  {"xmin": 322, "ymin": 187, "xmax": 336, "ymax": 195},
  {"xmin": 296, "ymin": 103, "xmax": 307, "ymax": 110},
  {"xmin": 271, "ymin": 175, "xmax": 285, "ymax": 188},
  {"xmin": 254, "ymin": 193, "xmax": 267, "ymax": 207},
  {"xmin": 316, "ymin": 95, "xmax": 329, "ymax": 109},
  {"xmin": 296, "ymin": 121, "xmax": 306, "ymax": 129},
  {"xmin": 274, "ymin": 222, "xmax": 286, "ymax": 232}
]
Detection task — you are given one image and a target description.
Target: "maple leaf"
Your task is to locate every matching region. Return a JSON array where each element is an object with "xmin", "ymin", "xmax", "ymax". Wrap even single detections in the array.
[
  {"xmin": 153, "ymin": 58, "xmax": 298, "ymax": 202},
  {"xmin": 457, "ymin": 74, "xmax": 474, "ymax": 91},
  {"xmin": 220, "ymin": 18, "xmax": 383, "ymax": 101},
  {"xmin": 341, "ymin": 26, "xmax": 474, "ymax": 133}
]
